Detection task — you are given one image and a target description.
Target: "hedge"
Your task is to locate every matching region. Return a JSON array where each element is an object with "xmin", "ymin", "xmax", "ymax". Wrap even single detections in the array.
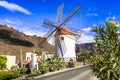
[{"xmin": 0, "ymin": 71, "xmax": 20, "ymax": 80}]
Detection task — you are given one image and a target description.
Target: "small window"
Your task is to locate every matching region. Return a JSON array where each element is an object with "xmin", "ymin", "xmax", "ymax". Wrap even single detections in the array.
[{"xmin": 61, "ymin": 36, "xmax": 64, "ymax": 40}]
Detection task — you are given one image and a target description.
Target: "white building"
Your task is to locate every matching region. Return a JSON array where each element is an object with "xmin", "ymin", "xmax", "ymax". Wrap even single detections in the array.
[{"xmin": 56, "ymin": 27, "xmax": 77, "ymax": 62}]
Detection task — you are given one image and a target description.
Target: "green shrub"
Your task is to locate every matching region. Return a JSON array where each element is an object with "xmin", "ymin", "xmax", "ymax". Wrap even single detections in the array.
[
  {"xmin": 0, "ymin": 71, "xmax": 20, "ymax": 80},
  {"xmin": 39, "ymin": 58, "xmax": 65, "ymax": 74},
  {"xmin": 11, "ymin": 66, "xmax": 19, "ymax": 73},
  {"xmin": 77, "ymin": 52, "xmax": 91, "ymax": 62},
  {"xmin": 19, "ymin": 67, "xmax": 27, "ymax": 74},
  {"xmin": 0, "ymin": 55, "xmax": 7, "ymax": 70},
  {"xmin": 90, "ymin": 19, "xmax": 120, "ymax": 80},
  {"xmin": 11, "ymin": 66, "xmax": 27, "ymax": 74},
  {"xmin": 31, "ymin": 68, "xmax": 41, "ymax": 76}
]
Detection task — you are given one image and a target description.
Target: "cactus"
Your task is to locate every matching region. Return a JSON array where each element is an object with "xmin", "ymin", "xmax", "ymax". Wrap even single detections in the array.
[{"xmin": 19, "ymin": 49, "xmax": 22, "ymax": 68}]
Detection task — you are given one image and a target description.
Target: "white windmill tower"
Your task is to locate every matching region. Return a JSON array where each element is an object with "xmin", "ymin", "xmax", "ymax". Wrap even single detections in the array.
[{"xmin": 39, "ymin": 4, "xmax": 82, "ymax": 62}]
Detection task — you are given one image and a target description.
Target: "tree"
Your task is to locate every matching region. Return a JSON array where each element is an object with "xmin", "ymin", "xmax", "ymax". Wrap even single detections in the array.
[{"xmin": 90, "ymin": 19, "xmax": 120, "ymax": 80}]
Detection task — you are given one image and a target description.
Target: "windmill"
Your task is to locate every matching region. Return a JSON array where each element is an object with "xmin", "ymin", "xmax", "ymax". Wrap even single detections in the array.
[{"xmin": 39, "ymin": 4, "xmax": 82, "ymax": 62}]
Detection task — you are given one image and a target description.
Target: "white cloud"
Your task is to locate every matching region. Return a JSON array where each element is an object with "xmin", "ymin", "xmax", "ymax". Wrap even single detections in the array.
[
  {"xmin": 76, "ymin": 27, "xmax": 94, "ymax": 44},
  {"xmin": 21, "ymin": 27, "xmax": 45, "ymax": 37},
  {"xmin": 86, "ymin": 8, "xmax": 98, "ymax": 17},
  {"xmin": 0, "ymin": 18, "xmax": 22, "ymax": 25},
  {"xmin": 0, "ymin": 18, "xmax": 44, "ymax": 36},
  {"xmin": 111, "ymin": 15, "xmax": 116, "ymax": 20},
  {"xmin": 4, "ymin": 19, "xmax": 16, "ymax": 24},
  {"xmin": 30, "ymin": 25, "xmax": 40, "ymax": 28},
  {"xmin": 108, "ymin": 15, "xmax": 117, "ymax": 20},
  {"xmin": 81, "ymin": 27, "xmax": 91, "ymax": 32},
  {"xmin": 4, "ymin": 19, "xmax": 22, "ymax": 25},
  {"xmin": 86, "ymin": 13, "xmax": 98, "ymax": 17},
  {"xmin": 5, "ymin": 24, "xmax": 18, "ymax": 29},
  {"xmin": 0, "ymin": 1, "xmax": 31, "ymax": 15},
  {"xmin": 23, "ymin": 31, "xmax": 44, "ymax": 36},
  {"xmin": 77, "ymin": 33, "xmax": 95, "ymax": 44}
]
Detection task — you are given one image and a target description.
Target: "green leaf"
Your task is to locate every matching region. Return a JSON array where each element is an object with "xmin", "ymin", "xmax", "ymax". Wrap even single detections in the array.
[
  {"xmin": 107, "ymin": 70, "xmax": 110, "ymax": 80},
  {"xmin": 100, "ymin": 66, "xmax": 106, "ymax": 72},
  {"xmin": 113, "ymin": 63, "xmax": 117, "ymax": 69}
]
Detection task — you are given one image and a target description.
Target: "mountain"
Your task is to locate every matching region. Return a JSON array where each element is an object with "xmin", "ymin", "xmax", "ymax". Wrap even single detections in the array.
[
  {"xmin": 0, "ymin": 24, "xmax": 55, "ymax": 60},
  {"xmin": 76, "ymin": 43, "xmax": 96, "ymax": 53}
]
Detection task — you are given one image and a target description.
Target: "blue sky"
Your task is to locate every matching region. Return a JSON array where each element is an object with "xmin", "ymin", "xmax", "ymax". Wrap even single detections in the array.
[{"xmin": 0, "ymin": 0, "xmax": 120, "ymax": 44}]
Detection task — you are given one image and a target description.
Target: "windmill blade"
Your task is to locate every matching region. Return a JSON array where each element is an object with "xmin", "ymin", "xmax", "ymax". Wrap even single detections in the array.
[
  {"xmin": 61, "ymin": 27, "xmax": 83, "ymax": 37},
  {"xmin": 56, "ymin": 3, "xmax": 64, "ymax": 23},
  {"xmin": 71, "ymin": 31, "xmax": 82, "ymax": 37},
  {"xmin": 55, "ymin": 36, "xmax": 65, "ymax": 57},
  {"xmin": 68, "ymin": 27, "xmax": 84, "ymax": 33},
  {"xmin": 59, "ymin": 6, "xmax": 81, "ymax": 27},
  {"xmin": 61, "ymin": 27, "xmax": 82, "ymax": 37},
  {"xmin": 40, "ymin": 43, "xmax": 55, "ymax": 52},
  {"xmin": 39, "ymin": 36, "xmax": 55, "ymax": 53},
  {"xmin": 43, "ymin": 18, "xmax": 56, "ymax": 29},
  {"xmin": 57, "ymin": 37, "xmax": 64, "ymax": 57},
  {"xmin": 64, "ymin": 31, "xmax": 82, "ymax": 40},
  {"xmin": 39, "ymin": 29, "xmax": 55, "ymax": 48},
  {"xmin": 39, "ymin": 29, "xmax": 57, "ymax": 47},
  {"xmin": 43, "ymin": 28, "xmax": 55, "ymax": 40},
  {"xmin": 40, "ymin": 33, "xmax": 55, "ymax": 48}
]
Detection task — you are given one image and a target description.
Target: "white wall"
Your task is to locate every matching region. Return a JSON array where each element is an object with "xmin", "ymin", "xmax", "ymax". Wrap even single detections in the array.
[
  {"xmin": 2, "ymin": 55, "xmax": 16, "ymax": 70},
  {"xmin": 26, "ymin": 52, "xmax": 33, "ymax": 60},
  {"xmin": 57, "ymin": 35, "xmax": 77, "ymax": 62}
]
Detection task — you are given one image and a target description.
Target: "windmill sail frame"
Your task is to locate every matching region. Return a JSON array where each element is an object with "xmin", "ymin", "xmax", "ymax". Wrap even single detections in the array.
[{"xmin": 39, "ymin": 4, "xmax": 82, "ymax": 62}]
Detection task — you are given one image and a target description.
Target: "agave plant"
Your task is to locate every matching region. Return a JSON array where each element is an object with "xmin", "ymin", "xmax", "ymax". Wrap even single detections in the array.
[
  {"xmin": 11, "ymin": 66, "xmax": 19, "ymax": 73},
  {"xmin": 19, "ymin": 67, "xmax": 27, "ymax": 74},
  {"xmin": 90, "ymin": 19, "xmax": 120, "ymax": 80},
  {"xmin": 38, "ymin": 58, "xmax": 66, "ymax": 73},
  {"xmin": 39, "ymin": 60, "xmax": 48, "ymax": 74},
  {"xmin": 57, "ymin": 58, "xmax": 65, "ymax": 70},
  {"xmin": 11, "ymin": 66, "xmax": 27, "ymax": 74},
  {"xmin": 31, "ymin": 68, "xmax": 41, "ymax": 76}
]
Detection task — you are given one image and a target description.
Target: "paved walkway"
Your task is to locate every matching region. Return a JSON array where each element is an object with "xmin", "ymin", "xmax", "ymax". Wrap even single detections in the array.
[
  {"xmin": 33, "ymin": 66, "xmax": 98, "ymax": 80},
  {"xmin": 32, "ymin": 63, "xmax": 98, "ymax": 80}
]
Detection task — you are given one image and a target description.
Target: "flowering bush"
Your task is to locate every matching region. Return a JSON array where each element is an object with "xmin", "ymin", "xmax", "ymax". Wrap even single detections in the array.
[{"xmin": 90, "ymin": 19, "xmax": 120, "ymax": 80}]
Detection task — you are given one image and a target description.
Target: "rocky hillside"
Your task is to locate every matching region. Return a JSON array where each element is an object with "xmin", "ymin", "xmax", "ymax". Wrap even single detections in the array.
[
  {"xmin": 76, "ymin": 43, "xmax": 96, "ymax": 53},
  {"xmin": 0, "ymin": 24, "xmax": 55, "ymax": 60}
]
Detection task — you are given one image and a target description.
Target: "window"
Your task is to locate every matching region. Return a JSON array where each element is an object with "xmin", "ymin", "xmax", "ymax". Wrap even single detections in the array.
[{"xmin": 61, "ymin": 36, "xmax": 64, "ymax": 40}]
